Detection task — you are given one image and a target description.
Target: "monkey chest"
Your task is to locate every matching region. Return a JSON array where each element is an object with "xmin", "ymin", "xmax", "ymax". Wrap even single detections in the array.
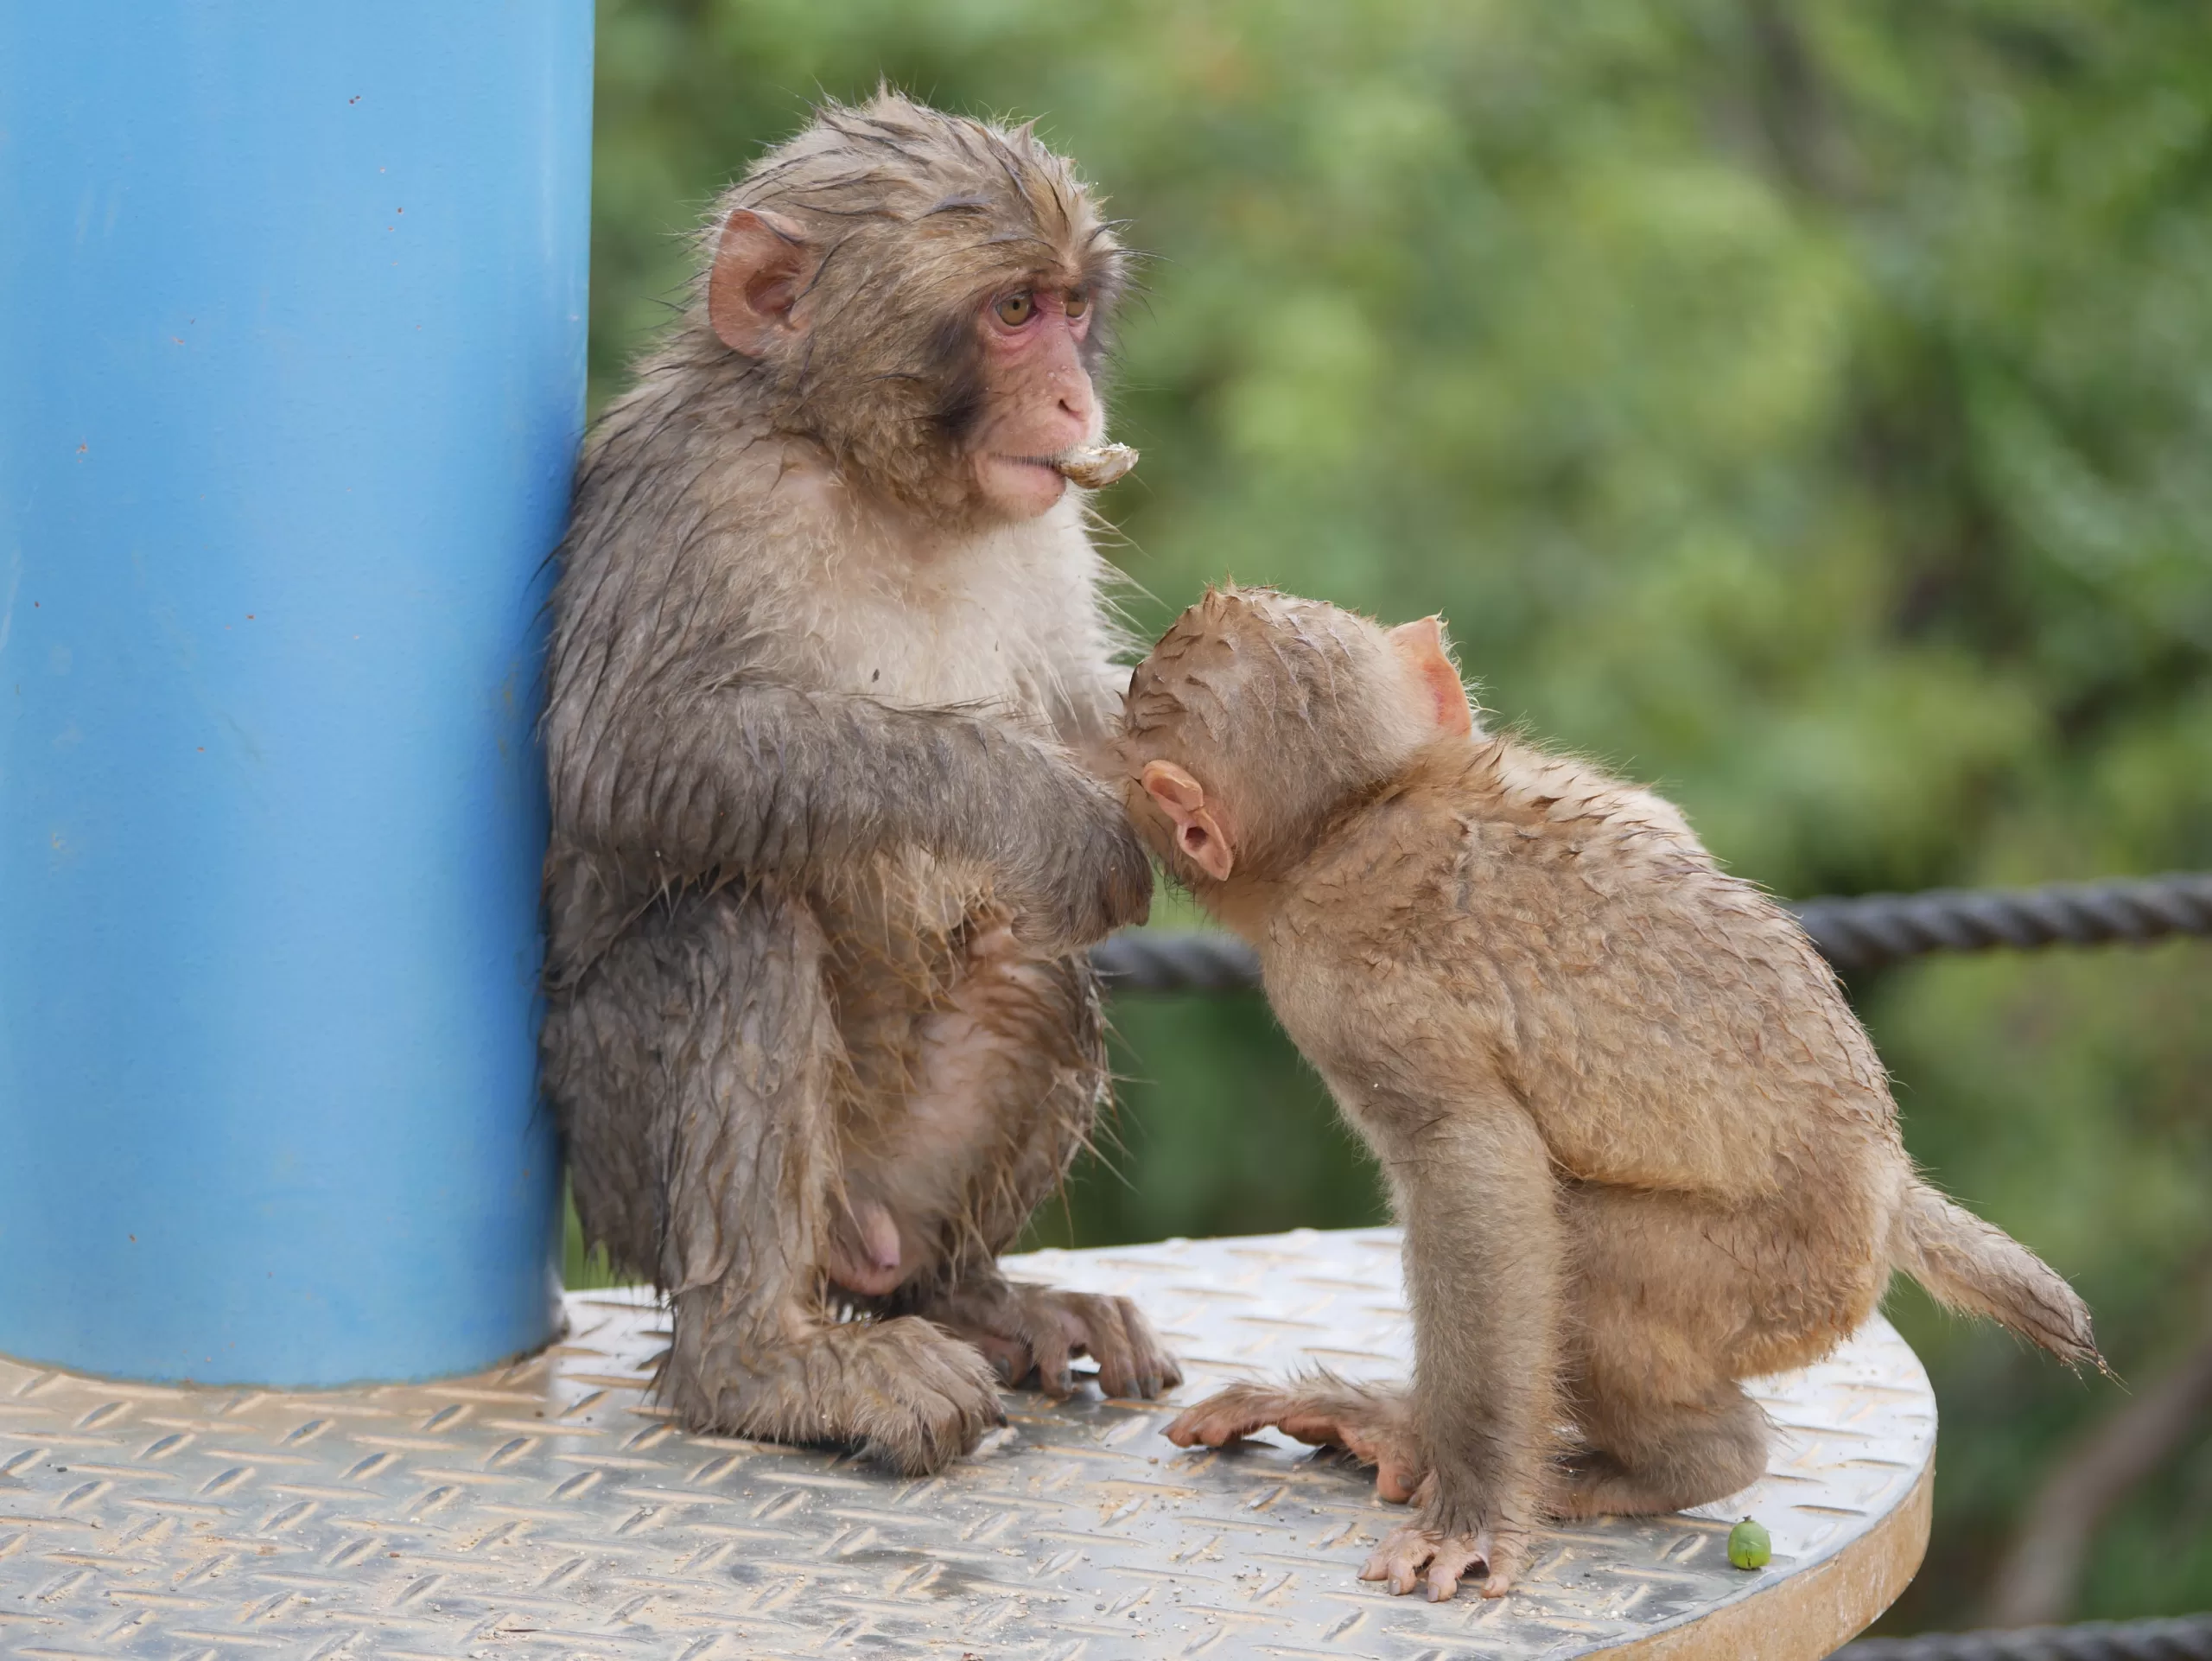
[{"xmin": 789, "ymin": 514, "xmax": 1106, "ymax": 725}]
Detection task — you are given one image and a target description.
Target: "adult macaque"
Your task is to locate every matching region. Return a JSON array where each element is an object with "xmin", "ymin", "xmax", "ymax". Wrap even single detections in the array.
[
  {"xmin": 1128, "ymin": 589, "xmax": 2097, "ymax": 1600},
  {"xmin": 540, "ymin": 93, "xmax": 1179, "ymax": 1476}
]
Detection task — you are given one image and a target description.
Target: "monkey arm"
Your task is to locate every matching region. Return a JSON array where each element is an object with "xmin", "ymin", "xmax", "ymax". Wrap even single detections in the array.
[
  {"xmin": 1376, "ymin": 1094, "xmax": 1563, "ymax": 1598},
  {"xmin": 551, "ymin": 678, "xmax": 1152, "ymax": 945}
]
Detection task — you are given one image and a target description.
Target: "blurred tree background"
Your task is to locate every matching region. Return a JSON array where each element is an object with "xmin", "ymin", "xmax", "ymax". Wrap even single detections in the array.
[{"xmin": 574, "ymin": 0, "xmax": 2212, "ymax": 1635}]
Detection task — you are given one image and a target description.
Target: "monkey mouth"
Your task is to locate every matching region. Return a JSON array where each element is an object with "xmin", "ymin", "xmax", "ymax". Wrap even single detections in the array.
[{"xmin": 981, "ymin": 443, "xmax": 1139, "ymax": 504}]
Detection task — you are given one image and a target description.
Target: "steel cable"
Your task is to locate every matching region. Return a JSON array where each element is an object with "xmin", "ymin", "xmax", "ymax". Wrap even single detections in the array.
[
  {"xmin": 1090, "ymin": 871, "xmax": 2212, "ymax": 993},
  {"xmin": 1837, "ymin": 1613, "xmax": 2212, "ymax": 1661},
  {"xmin": 1794, "ymin": 873, "xmax": 2212, "ymax": 973}
]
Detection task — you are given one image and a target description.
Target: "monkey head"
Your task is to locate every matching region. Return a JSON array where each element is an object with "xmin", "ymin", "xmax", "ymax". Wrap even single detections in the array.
[
  {"xmin": 700, "ymin": 91, "xmax": 1128, "ymax": 525},
  {"xmin": 1119, "ymin": 589, "xmax": 1476, "ymax": 888}
]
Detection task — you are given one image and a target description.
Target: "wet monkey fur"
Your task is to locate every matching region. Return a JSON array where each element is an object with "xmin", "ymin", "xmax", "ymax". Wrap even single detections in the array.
[
  {"xmin": 541, "ymin": 93, "xmax": 1179, "ymax": 1476},
  {"xmin": 1130, "ymin": 590, "xmax": 2097, "ymax": 1600}
]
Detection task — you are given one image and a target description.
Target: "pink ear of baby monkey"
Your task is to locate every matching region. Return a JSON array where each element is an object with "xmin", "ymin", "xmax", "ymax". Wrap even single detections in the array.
[
  {"xmin": 1140, "ymin": 760, "xmax": 1234, "ymax": 881},
  {"xmin": 1387, "ymin": 616, "xmax": 1474, "ymax": 737}
]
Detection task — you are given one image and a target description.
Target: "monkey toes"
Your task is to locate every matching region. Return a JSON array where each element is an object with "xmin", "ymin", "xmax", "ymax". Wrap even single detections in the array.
[
  {"xmin": 833, "ymin": 1318, "xmax": 1010, "ymax": 1476},
  {"xmin": 1167, "ymin": 1386, "xmax": 1522, "ymax": 1599},
  {"xmin": 1362, "ymin": 1520, "xmax": 1522, "ymax": 1601}
]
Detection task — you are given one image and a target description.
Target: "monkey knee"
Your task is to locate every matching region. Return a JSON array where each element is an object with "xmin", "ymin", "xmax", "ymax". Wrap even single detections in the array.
[
  {"xmin": 1707, "ymin": 1431, "xmax": 1768, "ymax": 1499},
  {"xmin": 1572, "ymin": 1388, "xmax": 1769, "ymax": 1514},
  {"xmin": 1644, "ymin": 1401, "xmax": 1768, "ymax": 1506},
  {"xmin": 1702, "ymin": 1397, "xmax": 1771, "ymax": 1493}
]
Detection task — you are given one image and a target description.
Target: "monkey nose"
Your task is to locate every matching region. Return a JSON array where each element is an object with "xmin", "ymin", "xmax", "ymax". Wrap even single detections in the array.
[{"xmin": 1051, "ymin": 364, "xmax": 1097, "ymax": 425}]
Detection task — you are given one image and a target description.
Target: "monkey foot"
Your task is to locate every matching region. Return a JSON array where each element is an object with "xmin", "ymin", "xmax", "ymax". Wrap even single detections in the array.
[
  {"xmin": 662, "ymin": 1311, "xmax": 1006, "ymax": 1479},
  {"xmin": 1164, "ymin": 1380, "xmax": 1426, "ymax": 1503},
  {"xmin": 836, "ymin": 1319, "xmax": 1010, "ymax": 1476},
  {"xmin": 1361, "ymin": 1521, "xmax": 1519, "ymax": 1601}
]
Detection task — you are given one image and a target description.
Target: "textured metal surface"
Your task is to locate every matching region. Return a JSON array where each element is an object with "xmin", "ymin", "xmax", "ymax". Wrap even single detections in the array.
[
  {"xmin": 0, "ymin": 1227, "xmax": 1934, "ymax": 1658},
  {"xmin": 1090, "ymin": 872, "xmax": 2212, "ymax": 992}
]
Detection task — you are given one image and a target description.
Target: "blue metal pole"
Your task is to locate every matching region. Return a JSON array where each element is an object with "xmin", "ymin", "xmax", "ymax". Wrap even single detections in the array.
[{"xmin": 0, "ymin": 4, "xmax": 593, "ymax": 1384}]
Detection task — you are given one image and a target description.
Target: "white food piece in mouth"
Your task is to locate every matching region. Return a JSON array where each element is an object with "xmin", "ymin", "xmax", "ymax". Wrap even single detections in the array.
[{"xmin": 1052, "ymin": 442, "xmax": 1139, "ymax": 489}]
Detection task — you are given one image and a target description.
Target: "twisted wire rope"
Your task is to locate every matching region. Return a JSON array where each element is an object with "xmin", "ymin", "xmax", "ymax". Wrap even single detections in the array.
[
  {"xmin": 1837, "ymin": 1613, "xmax": 2212, "ymax": 1661},
  {"xmin": 1090, "ymin": 871, "xmax": 2212, "ymax": 992}
]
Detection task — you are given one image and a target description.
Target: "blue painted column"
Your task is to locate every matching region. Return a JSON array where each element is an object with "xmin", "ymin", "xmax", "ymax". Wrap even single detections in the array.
[{"xmin": 0, "ymin": 5, "xmax": 593, "ymax": 1384}]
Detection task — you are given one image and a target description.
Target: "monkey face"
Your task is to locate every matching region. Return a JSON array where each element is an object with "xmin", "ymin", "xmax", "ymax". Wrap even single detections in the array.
[
  {"xmin": 964, "ymin": 282, "xmax": 1104, "ymax": 519},
  {"xmin": 697, "ymin": 96, "xmax": 1129, "ymax": 526}
]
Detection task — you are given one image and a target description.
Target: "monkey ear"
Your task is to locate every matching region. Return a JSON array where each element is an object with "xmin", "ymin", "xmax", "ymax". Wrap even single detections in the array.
[
  {"xmin": 1387, "ymin": 617, "xmax": 1474, "ymax": 738},
  {"xmin": 708, "ymin": 207, "xmax": 816, "ymax": 357},
  {"xmin": 1140, "ymin": 760, "xmax": 1235, "ymax": 882}
]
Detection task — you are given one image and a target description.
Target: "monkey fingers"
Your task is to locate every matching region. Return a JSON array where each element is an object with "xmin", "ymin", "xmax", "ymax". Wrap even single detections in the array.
[
  {"xmin": 1083, "ymin": 1292, "xmax": 1182, "ymax": 1400},
  {"xmin": 935, "ymin": 1282, "xmax": 1179, "ymax": 1401},
  {"xmin": 1360, "ymin": 1521, "xmax": 1520, "ymax": 1602},
  {"xmin": 1015, "ymin": 1286, "xmax": 1180, "ymax": 1400},
  {"xmin": 1161, "ymin": 1380, "xmax": 1281, "ymax": 1448},
  {"xmin": 1281, "ymin": 1410, "xmax": 1427, "ymax": 1503}
]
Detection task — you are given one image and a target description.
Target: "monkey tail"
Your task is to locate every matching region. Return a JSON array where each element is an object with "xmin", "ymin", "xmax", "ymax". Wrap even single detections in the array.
[{"xmin": 1887, "ymin": 1176, "xmax": 2102, "ymax": 1370}]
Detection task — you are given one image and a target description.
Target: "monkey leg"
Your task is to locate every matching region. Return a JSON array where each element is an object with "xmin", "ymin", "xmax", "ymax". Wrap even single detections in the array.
[
  {"xmin": 542, "ymin": 905, "xmax": 672, "ymax": 1283},
  {"xmin": 1364, "ymin": 1101, "xmax": 1565, "ymax": 1601},
  {"xmin": 846, "ymin": 920, "xmax": 1105, "ymax": 1255},
  {"xmin": 1555, "ymin": 1186, "xmax": 1775, "ymax": 1518},
  {"xmin": 1164, "ymin": 1375, "xmax": 1424, "ymax": 1500},
  {"xmin": 872, "ymin": 926, "xmax": 1181, "ymax": 1400},
  {"xmin": 554, "ymin": 886, "xmax": 1007, "ymax": 1474}
]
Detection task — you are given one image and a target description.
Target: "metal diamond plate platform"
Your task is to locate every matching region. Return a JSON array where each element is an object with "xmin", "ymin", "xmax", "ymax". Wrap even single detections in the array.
[{"xmin": 0, "ymin": 1228, "xmax": 1932, "ymax": 1659}]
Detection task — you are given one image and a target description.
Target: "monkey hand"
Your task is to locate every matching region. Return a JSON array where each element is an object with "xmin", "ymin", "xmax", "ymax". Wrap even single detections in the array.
[
  {"xmin": 1164, "ymin": 1377, "xmax": 1427, "ymax": 1503},
  {"xmin": 992, "ymin": 772, "xmax": 1152, "ymax": 954},
  {"xmin": 926, "ymin": 1278, "xmax": 1181, "ymax": 1401},
  {"xmin": 1362, "ymin": 1479, "xmax": 1529, "ymax": 1601}
]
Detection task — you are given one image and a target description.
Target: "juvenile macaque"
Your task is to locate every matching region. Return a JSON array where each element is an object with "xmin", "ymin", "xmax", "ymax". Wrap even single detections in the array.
[
  {"xmin": 1128, "ymin": 589, "xmax": 2097, "ymax": 1600},
  {"xmin": 540, "ymin": 92, "xmax": 1179, "ymax": 1475}
]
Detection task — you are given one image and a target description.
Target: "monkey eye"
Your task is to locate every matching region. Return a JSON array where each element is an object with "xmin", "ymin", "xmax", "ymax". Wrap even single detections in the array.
[
  {"xmin": 994, "ymin": 290, "xmax": 1036, "ymax": 328},
  {"xmin": 1065, "ymin": 288, "xmax": 1090, "ymax": 321}
]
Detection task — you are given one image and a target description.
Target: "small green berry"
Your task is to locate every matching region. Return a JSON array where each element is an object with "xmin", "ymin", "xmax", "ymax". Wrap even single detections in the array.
[{"xmin": 1727, "ymin": 1518, "xmax": 1771, "ymax": 1570}]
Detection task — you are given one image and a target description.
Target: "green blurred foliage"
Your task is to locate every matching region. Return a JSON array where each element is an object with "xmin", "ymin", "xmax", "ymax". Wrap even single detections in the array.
[{"xmin": 580, "ymin": 0, "xmax": 2212, "ymax": 1631}]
